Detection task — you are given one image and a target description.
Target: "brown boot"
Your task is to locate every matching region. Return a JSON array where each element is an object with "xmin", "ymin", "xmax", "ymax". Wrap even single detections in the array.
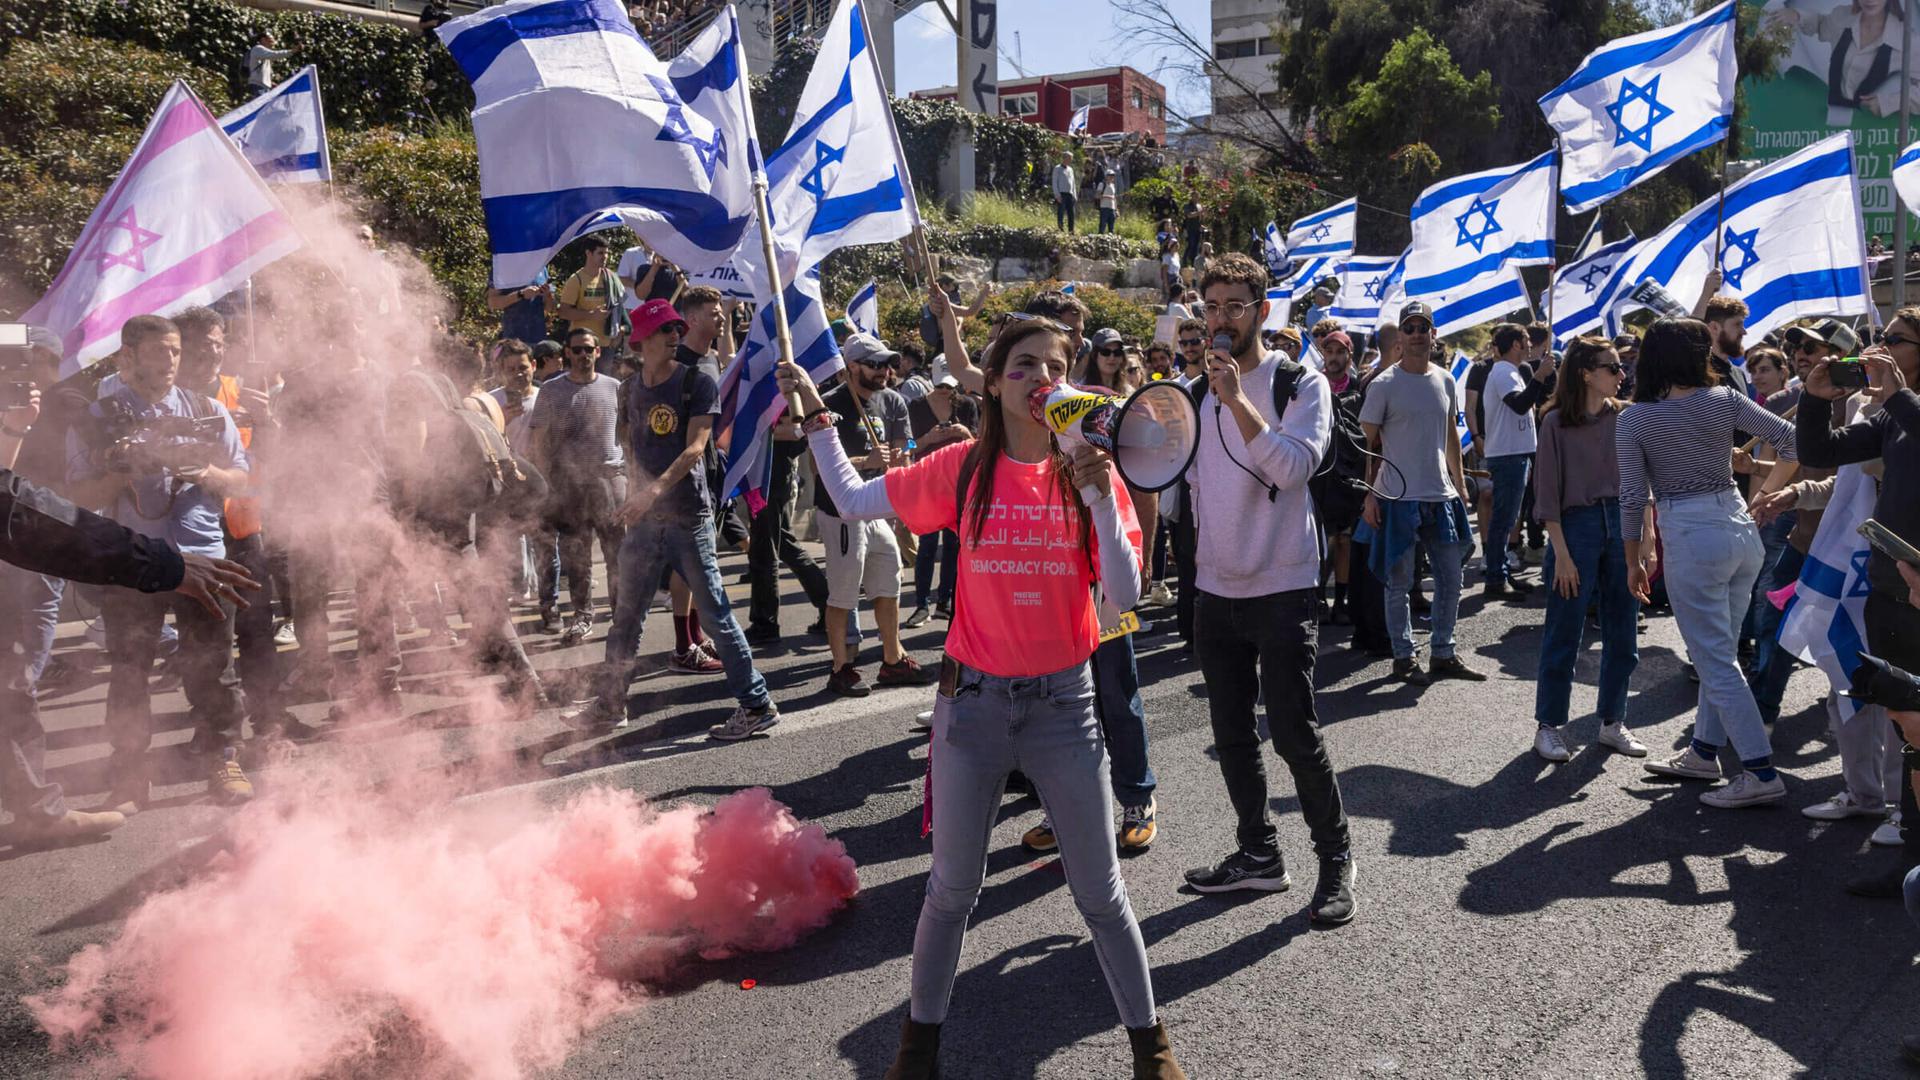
[
  {"xmin": 882, "ymin": 1017, "xmax": 940, "ymax": 1079},
  {"xmin": 1128, "ymin": 1020, "xmax": 1187, "ymax": 1080}
]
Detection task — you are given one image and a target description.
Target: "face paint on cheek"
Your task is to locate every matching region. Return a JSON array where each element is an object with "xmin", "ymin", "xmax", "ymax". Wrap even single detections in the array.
[{"xmin": 1004, "ymin": 370, "xmax": 1027, "ymax": 381}]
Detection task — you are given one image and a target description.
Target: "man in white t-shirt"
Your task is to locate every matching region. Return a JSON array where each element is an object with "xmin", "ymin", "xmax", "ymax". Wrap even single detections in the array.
[{"xmin": 1480, "ymin": 322, "xmax": 1555, "ymax": 598}]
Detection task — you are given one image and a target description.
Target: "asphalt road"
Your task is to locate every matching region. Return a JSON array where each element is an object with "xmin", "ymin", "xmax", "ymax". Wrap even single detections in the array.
[{"xmin": 2, "ymin": 546, "xmax": 1917, "ymax": 1079}]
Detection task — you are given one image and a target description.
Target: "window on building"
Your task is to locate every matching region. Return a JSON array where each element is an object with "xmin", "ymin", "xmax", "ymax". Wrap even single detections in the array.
[
  {"xmin": 1003, "ymin": 92, "xmax": 1039, "ymax": 117},
  {"xmin": 1132, "ymin": 89, "xmax": 1144, "ymax": 110},
  {"xmin": 1070, "ymin": 84, "xmax": 1110, "ymax": 112},
  {"xmin": 1214, "ymin": 38, "xmax": 1258, "ymax": 60},
  {"xmin": 1258, "ymin": 35, "xmax": 1284, "ymax": 55}
]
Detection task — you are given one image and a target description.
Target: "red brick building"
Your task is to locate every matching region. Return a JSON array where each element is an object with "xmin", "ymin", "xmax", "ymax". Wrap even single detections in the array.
[{"xmin": 912, "ymin": 66, "xmax": 1168, "ymax": 142}]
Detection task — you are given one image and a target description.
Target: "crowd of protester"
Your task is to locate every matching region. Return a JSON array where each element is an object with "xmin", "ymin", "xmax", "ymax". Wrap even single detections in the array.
[{"xmin": 9, "ymin": 218, "xmax": 1920, "ymax": 1075}]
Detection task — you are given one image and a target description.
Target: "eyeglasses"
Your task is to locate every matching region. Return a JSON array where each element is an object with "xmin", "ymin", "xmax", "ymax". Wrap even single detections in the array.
[
  {"xmin": 1177, "ymin": 337, "xmax": 1205, "ymax": 347},
  {"xmin": 1200, "ymin": 300, "xmax": 1254, "ymax": 320},
  {"xmin": 1001, "ymin": 312, "xmax": 1072, "ymax": 333},
  {"xmin": 567, "ymin": 345, "xmax": 597, "ymax": 356}
]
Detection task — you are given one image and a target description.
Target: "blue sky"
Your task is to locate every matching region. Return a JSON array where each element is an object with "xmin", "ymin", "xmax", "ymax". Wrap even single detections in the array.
[{"xmin": 888, "ymin": 0, "xmax": 1216, "ymax": 120}]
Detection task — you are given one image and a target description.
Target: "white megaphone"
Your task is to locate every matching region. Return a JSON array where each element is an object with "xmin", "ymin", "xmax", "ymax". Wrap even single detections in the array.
[{"xmin": 1028, "ymin": 379, "xmax": 1200, "ymax": 503}]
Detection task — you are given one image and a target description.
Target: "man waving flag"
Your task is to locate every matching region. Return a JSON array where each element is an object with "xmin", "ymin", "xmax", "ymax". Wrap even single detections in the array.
[
  {"xmin": 219, "ymin": 65, "xmax": 332, "ymax": 185},
  {"xmin": 1405, "ymin": 151, "xmax": 1556, "ymax": 301},
  {"xmin": 1540, "ymin": 0, "xmax": 1736, "ymax": 215}
]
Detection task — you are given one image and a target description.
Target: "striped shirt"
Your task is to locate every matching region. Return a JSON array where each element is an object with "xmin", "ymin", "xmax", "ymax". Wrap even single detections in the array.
[{"xmin": 1615, "ymin": 385, "xmax": 1797, "ymax": 540}]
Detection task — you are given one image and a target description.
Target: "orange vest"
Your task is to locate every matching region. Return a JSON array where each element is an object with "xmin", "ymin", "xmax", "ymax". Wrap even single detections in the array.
[{"xmin": 214, "ymin": 374, "xmax": 264, "ymax": 540}]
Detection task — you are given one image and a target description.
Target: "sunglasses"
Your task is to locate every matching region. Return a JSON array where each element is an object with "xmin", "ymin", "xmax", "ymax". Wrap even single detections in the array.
[
  {"xmin": 1886, "ymin": 333, "xmax": 1920, "ymax": 348},
  {"xmin": 1797, "ymin": 341, "xmax": 1824, "ymax": 354},
  {"xmin": 1399, "ymin": 321, "xmax": 1433, "ymax": 333},
  {"xmin": 1178, "ymin": 337, "xmax": 1205, "ymax": 347},
  {"xmin": 1097, "ymin": 346, "xmax": 1126, "ymax": 356},
  {"xmin": 1595, "ymin": 362, "xmax": 1624, "ymax": 374},
  {"xmin": 567, "ymin": 345, "xmax": 597, "ymax": 356}
]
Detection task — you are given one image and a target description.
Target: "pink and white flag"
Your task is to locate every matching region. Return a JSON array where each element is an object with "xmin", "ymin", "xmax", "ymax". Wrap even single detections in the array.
[{"xmin": 26, "ymin": 80, "xmax": 302, "ymax": 375}]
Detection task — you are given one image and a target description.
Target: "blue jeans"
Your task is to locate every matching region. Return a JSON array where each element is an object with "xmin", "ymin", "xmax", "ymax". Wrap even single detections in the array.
[
  {"xmin": 1660, "ymin": 490, "xmax": 1769, "ymax": 759},
  {"xmin": 1904, "ymin": 864, "xmax": 1920, "ymax": 925},
  {"xmin": 593, "ymin": 513, "xmax": 769, "ymax": 715},
  {"xmin": 912, "ymin": 529, "xmax": 957, "ymax": 610},
  {"xmin": 1092, "ymin": 633, "xmax": 1155, "ymax": 806},
  {"xmin": 1751, "ymin": 543, "xmax": 1806, "ymax": 723},
  {"xmin": 1483, "ymin": 453, "xmax": 1531, "ymax": 584},
  {"xmin": 1744, "ymin": 510, "xmax": 1796, "ymax": 661},
  {"xmin": 912, "ymin": 661, "xmax": 1155, "ymax": 1028},
  {"xmin": 1388, "ymin": 526, "xmax": 1468, "ymax": 661},
  {"xmin": 21, "ymin": 573, "xmax": 62, "ymax": 685},
  {"xmin": 1535, "ymin": 500, "xmax": 1639, "ymax": 727}
]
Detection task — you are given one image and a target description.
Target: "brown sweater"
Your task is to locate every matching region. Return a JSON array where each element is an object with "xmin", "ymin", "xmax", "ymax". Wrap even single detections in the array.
[{"xmin": 1533, "ymin": 403, "xmax": 1621, "ymax": 522}]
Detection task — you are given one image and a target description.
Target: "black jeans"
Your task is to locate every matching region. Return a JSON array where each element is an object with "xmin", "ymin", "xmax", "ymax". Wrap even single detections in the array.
[
  {"xmin": 1347, "ymin": 534, "xmax": 1391, "ymax": 652},
  {"xmin": 225, "ymin": 531, "xmax": 282, "ymax": 715},
  {"xmin": 1172, "ymin": 489, "xmax": 1196, "ymax": 643},
  {"xmin": 748, "ymin": 439, "xmax": 829, "ymax": 630},
  {"xmin": 1194, "ymin": 587, "xmax": 1350, "ymax": 861},
  {"xmin": 100, "ymin": 585, "xmax": 245, "ymax": 780},
  {"xmin": 549, "ymin": 467, "xmax": 626, "ymax": 619},
  {"xmin": 1866, "ymin": 589, "xmax": 1920, "ymax": 858}
]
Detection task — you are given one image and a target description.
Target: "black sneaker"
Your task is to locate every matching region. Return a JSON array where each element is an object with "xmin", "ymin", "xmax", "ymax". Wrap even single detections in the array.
[
  {"xmin": 1392, "ymin": 658, "xmax": 1431, "ymax": 687},
  {"xmin": 1485, "ymin": 578, "xmax": 1533, "ymax": 599},
  {"xmin": 1184, "ymin": 850, "xmax": 1290, "ymax": 894},
  {"xmin": 1428, "ymin": 655, "xmax": 1489, "ymax": 682},
  {"xmin": 1310, "ymin": 854, "xmax": 1357, "ymax": 925},
  {"xmin": 1843, "ymin": 859, "xmax": 1917, "ymax": 899},
  {"xmin": 744, "ymin": 623, "xmax": 782, "ymax": 647},
  {"xmin": 903, "ymin": 606, "xmax": 933, "ymax": 629}
]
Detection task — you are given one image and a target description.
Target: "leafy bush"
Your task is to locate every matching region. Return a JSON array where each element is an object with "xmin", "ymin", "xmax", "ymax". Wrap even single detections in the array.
[
  {"xmin": 0, "ymin": 0, "xmax": 466, "ymax": 131},
  {"xmin": 869, "ymin": 280, "xmax": 1156, "ymax": 357}
]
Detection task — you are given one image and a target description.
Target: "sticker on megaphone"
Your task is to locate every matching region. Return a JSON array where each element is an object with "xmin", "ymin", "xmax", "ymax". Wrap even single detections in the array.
[
  {"xmin": 1031, "ymin": 382, "xmax": 1123, "ymax": 454},
  {"xmin": 1027, "ymin": 380, "xmax": 1200, "ymax": 499}
]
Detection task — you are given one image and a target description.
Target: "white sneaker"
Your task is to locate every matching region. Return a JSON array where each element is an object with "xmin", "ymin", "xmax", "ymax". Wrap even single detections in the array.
[
  {"xmin": 1872, "ymin": 812, "xmax": 1905, "ymax": 846},
  {"xmin": 708, "ymin": 703, "xmax": 779, "ymax": 742},
  {"xmin": 1533, "ymin": 726, "xmax": 1572, "ymax": 762},
  {"xmin": 1699, "ymin": 771, "xmax": 1787, "ymax": 809},
  {"xmin": 1143, "ymin": 581, "xmax": 1176, "ymax": 608},
  {"xmin": 272, "ymin": 620, "xmax": 298, "ymax": 647},
  {"xmin": 1644, "ymin": 746, "xmax": 1720, "ymax": 780},
  {"xmin": 1595, "ymin": 721, "xmax": 1647, "ymax": 757},
  {"xmin": 1801, "ymin": 791, "xmax": 1886, "ymax": 821}
]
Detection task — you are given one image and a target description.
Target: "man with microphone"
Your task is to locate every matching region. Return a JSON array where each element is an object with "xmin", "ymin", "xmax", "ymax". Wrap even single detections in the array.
[{"xmin": 1180, "ymin": 252, "xmax": 1355, "ymax": 924}]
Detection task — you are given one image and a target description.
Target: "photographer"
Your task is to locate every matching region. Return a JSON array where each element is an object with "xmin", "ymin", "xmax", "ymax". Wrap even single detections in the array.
[
  {"xmin": 65, "ymin": 315, "xmax": 255, "ymax": 815},
  {"xmin": 3, "ymin": 376, "xmax": 257, "ymax": 842},
  {"xmin": 1797, "ymin": 312, "xmax": 1920, "ymax": 893}
]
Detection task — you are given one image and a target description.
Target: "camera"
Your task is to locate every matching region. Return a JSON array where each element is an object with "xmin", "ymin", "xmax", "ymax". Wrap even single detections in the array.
[
  {"xmin": 81, "ymin": 399, "xmax": 227, "ymax": 475},
  {"xmin": 1843, "ymin": 652, "xmax": 1920, "ymax": 713},
  {"xmin": 0, "ymin": 323, "xmax": 34, "ymax": 409},
  {"xmin": 1828, "ymin": 357, "xmax": 1871, "ymax": 390}
]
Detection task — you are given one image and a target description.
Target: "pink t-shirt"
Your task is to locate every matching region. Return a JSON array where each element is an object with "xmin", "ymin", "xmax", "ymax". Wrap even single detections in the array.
[{"xmin": 886, "ymin": 441, "xmax": 1142, "ymax": 678}]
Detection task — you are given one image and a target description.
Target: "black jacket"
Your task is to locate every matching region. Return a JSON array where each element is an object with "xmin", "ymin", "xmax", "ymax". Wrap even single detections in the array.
[
  {"xmin": 1795, "ymin": 388, "xmax": 1920, "ymax": 600},
  {"xmin": 0, "ymin": 468, "xmax": 185, "ymax": 592}
]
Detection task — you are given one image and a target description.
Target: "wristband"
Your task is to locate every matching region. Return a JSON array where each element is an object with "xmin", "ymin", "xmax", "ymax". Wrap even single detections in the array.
[{"xmin": 802, "ymin": 409, "xmax": 839, "ymax": 436}]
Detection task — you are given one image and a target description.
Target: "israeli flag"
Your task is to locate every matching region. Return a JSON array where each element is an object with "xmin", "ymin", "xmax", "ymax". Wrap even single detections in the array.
[
  {"xmin": 717, "ymin": 269, "xmax": 843, "ymax": 504},
  {"xmin": 1429, "ymin": 265, "xmax": 1533, "ymax": 337},
  {"xmin": 1778, "ymin": 457, "xmax": 1876, "ymax": 724},
  {"xmin": 1373, "ymin": 248, "xmax": 1412, "ymax": 331},
  {"xmin": 1330, "ymin": 255, "xmax": 1401, "ymax": 327},
  {"xmin": 1449, "ymin": 350, "xmax": 1476, "ymax": 451},
  {"xmin": 1262, "ymin": 286, "xmax": 1292, "ymax": 332},
  {"xmin": 1549, "ymin": 232, "xmax": 1638, "ymax": 342},
  {"xmin": 1060, "ymin": 282, "xmax": 1077, "ymax": 295},
  {"xmin": 439, "ymin": 0, "xmax": 756, "ymax": 289},
  {"xmin": 1262, "ymin": 220, "xmax": 1289, "ymax": 277},
  {"xmin": 219, "ymin": 65, "xmax": 331, "ymax": 184},
  {"xmin": 1540, "ymin": 0, "xmax": 1736, "ymax": 215},
  {"xmin": 1583, "ymin": 132, "xmax": 1869, "ymax": 342},
  {"xmin": 1069, "ymin": 103, "xmax": 1091, "ymax": 136},
  {"xmin": 1406, "ymin": 151, "xmax": 1556, "ymax": 299},
  {"xmin": 1280, "ymin": 255, "xmax": 1336, "ymax": 301},
  {"xmin": 846, "ymin": 278, "xmax": 879, "ymax": 335},
  {"xmin": 1894, "ymin": 139, "xmax": 1920, "ymax": 216},
  {"xmin": 743, "ymin": 0, "xmax": 919, "ymax": 288},
  {"xmin": 1287, "ymin": 198, "xmax": 1356, "ymax": 259}
]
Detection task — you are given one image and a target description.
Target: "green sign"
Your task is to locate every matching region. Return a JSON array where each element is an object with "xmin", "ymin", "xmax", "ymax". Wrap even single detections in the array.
[{"xmin": 1739, "ymin": 0, "xmax": 1914, "ymax": 242}]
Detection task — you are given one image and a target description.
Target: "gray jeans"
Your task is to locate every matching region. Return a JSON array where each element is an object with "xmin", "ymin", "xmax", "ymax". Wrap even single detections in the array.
[
  {"xmin": 1659, "ymin": 489, "xmax": 1769, "ymax": 760},
  {"xmin": 911, "ymin": 660, "xmax": 1156, "ymax": 1028}
]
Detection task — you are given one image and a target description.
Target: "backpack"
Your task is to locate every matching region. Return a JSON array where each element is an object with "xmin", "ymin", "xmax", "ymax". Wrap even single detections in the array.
[
  {"xmin": 393, "ymin": 368, "xmax": 536, "ymax": 523},
  {"xmin": 1187, "ymin": 358, "xmax": 1358, "ymax": 528}
]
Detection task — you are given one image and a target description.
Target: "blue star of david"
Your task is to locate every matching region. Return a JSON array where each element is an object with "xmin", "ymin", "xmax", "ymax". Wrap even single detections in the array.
[
  {"xmin": 1577, "ymin": 262, "xmax": 1613, "ymax": 294},
  {"xmin": 1720, "ymin": 226, "xmax": 1761, "ymax": 290},
  {"xmin": 91, "ymin": 207, "xmax": 162, "ymax": 274},
  {"xmin": 1308, "ymin": 222, "xmax": 1333, "ymax": 242},
  {"xmin": 799, "ymin": 140, "xmax": 846, "ymax": 204},
  {"xmin": 1454, "ymin": 197, "xmax": 1502, "ymax": 252},
  {"xmin": 1606, "ymin": 75, "xmax": 1673, "ymax": 152},
  {"xmin": 1362, "ymin": 274, "xmax": 1387, "ymax": 301},
  {"xmin": 648, "ymin": 77, "xmax": 727, "ymax": 181}
]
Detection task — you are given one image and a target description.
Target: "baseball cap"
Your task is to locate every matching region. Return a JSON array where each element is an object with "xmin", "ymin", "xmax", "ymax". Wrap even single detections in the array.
[
  {"xmin": 531, "ymin": 339, "xmax": 564, "ymax": 361},
  {"xmin": 1397, "ymin": 301, "xmax": 1434, "ymax": 330},
  {"xmin": 933, "ymin": 374, "xmax": 961, "ymax": 390},
  {"xmin": 1319, "ymin": 329, "xmax": 1353, "ymax": 352},
  {"xmin": 1090, "ymin": 328, "xmax": 1125, "ymax": 350},
  {"xmin": 630, "ymin": 299, "xmax": 687, "ymax": 341},
  {"xmin": 1804, "ymin": 318, "xmax": 1860, "ymax": 356},
  {"xmin": 842, "ymin": 332, "xmax": 901, "ymax": 368}
]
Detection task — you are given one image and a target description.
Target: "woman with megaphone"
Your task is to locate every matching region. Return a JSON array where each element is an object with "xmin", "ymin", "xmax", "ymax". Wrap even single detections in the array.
[{"xmin": 775, "ymin": 317, "xmax": 1186, "ymax": 1080}]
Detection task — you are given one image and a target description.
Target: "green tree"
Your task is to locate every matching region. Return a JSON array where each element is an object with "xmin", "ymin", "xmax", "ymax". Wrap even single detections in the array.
[{"xmin": 1321, "ymin": 28, "xmax": 1499, "ymax": 247}]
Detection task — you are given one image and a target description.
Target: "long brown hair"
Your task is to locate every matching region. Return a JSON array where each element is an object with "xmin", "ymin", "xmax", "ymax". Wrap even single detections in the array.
[
  {"xmin": 957, "ymin": 320, "xmax": 1090, "ymax": 553},
  {"xmin": 1549, "ymin": 335, "xmax": 1619, "ymax": 428}
]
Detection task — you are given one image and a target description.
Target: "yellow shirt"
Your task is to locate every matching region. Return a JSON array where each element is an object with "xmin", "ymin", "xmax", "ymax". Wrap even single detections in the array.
[{"xmin": 558, "ymin": 268, "xmax": 615, "ymax": 340}]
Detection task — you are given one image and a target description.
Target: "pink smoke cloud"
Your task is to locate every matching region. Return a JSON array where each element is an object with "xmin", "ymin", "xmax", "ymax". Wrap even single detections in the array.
[{"xmin": 26, "ymin": 782, "xmax": 858, "ymax": 1079}]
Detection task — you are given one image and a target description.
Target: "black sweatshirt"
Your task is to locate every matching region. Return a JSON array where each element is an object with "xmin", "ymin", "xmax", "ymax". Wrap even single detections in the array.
[
  {"xmin": 1795, "ymin": 388, "xmax": 1920, "ymax": 600},
  {"xmin": 0, "ymin": 468, "xmax": 185, "ymax": 592}
]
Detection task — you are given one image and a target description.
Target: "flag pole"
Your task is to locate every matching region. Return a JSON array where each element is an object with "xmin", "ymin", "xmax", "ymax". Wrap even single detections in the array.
[
  {"xmin": 1713, "ymin": 144, "xmax": 1730, "ymax": 267},
  {"xmin": 1545, "ymin": 144, "xmax": 1561, "ymax": 335},
  {"xmin": 1899, "ymin": 0, "xmax": 1912, "ymax": 313},
  {"xmin": 727, "ymin": 6, "xmax": 803, "ymax": 420},
  {"xmin": 854, "ymin": 0, "xmax": 935, "ymax": 284}
]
